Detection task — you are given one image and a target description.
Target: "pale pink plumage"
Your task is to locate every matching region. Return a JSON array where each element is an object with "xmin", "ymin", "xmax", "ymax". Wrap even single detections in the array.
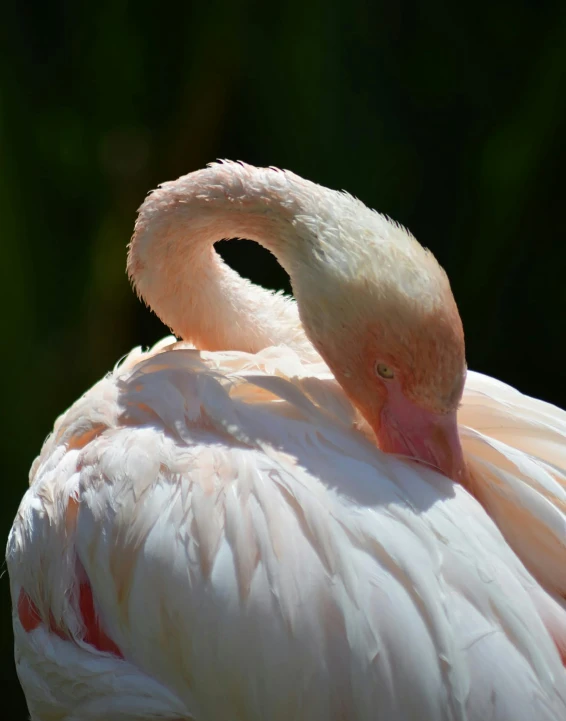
[{"xmin": 7, "ymin": 163, "xmax": 566, "ymax": 720}]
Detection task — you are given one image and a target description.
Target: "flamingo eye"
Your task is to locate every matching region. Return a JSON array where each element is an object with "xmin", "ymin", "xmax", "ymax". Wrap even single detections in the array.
[{"xmin": 376, "ymin": 363, "xmax": 394, "ymax": 380}]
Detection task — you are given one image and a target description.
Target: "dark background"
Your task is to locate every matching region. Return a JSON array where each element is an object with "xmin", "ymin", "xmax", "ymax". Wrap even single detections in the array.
[{"xmin": 2, "ymin": 2, "xmax": 566, "ymax": 717}]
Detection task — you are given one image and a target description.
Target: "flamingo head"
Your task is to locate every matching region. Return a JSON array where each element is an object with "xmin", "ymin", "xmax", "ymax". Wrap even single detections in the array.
[
  {"xmin": 358, "ymin": 299, "xmax": 467, "ymax": 483},
  {"xmin": 294, "ymin": 210, "xmax": 467, "ymax": 483}
]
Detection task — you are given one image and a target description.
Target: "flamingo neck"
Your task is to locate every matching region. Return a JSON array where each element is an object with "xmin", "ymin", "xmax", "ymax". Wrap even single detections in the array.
[{"xmin": 127, "ymin": 162, "xmax": 319, "ymax": 360}]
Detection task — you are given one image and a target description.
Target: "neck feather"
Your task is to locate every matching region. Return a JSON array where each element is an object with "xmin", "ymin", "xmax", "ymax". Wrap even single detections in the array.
[{"xmin": 128, "ymin": 161, "xmax": 325, "ymax": 360}]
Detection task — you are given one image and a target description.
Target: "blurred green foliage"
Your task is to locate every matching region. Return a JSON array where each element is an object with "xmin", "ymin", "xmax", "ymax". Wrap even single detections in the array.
[{"xmin": 2, "ymin": 1, "xmax": 566, "ymax": 716}]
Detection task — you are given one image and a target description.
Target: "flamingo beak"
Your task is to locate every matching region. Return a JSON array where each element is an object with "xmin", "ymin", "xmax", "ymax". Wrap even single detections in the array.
[{"xmin": 376, "ymin": 401, "xmax": 466, "ymax": 483}]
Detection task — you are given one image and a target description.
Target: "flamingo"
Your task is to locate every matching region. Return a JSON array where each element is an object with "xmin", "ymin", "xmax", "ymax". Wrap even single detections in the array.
[{"xmin": 7, "ymin": 161, "xmax": 566, "ymax": 720}]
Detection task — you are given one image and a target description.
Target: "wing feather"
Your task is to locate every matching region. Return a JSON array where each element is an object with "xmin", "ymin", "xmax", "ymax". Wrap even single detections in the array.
[
  {"xmin": 8, "ymin": 344, "xmax": 566, "ymax": 720},
  {"xmin": 460, "ymin": 371, "xmax": 566, "ymax": 599}
]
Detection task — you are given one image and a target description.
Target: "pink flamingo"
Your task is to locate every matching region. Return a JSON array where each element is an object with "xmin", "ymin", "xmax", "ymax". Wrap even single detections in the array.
[{"xmin": 8, "ymin": 162, "xmax": 566, "ymax": 720}]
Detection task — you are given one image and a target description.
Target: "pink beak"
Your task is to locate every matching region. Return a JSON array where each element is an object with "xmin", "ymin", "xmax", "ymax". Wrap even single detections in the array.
[{"xmin": 377, "ymin": 396, "xmax": 466, "ymax": 482}]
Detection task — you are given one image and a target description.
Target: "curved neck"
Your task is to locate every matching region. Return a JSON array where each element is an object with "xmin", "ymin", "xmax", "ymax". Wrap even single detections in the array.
[{"xmin": 127, "ymin": 162, "xmax": 324, "ymax": 361}]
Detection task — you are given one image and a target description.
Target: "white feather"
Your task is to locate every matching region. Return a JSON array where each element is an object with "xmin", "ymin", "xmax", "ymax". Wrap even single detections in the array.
[{"xmin": 8, "ymin": 339, "xmax": 566, "ymax": 720}]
